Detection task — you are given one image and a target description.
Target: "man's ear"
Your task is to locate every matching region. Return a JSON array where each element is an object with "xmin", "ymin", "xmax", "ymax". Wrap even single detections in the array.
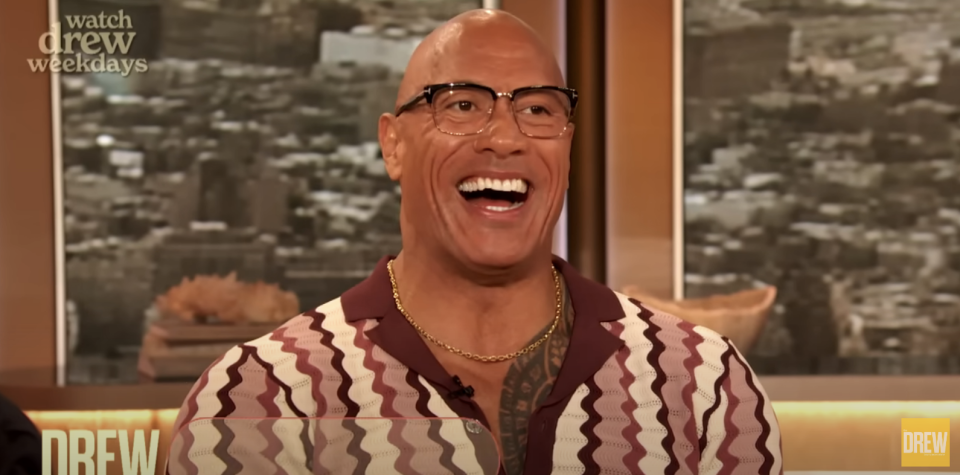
[{"xmin": 379, "ymin": 113, "xmax": 402, "ymax": 181}]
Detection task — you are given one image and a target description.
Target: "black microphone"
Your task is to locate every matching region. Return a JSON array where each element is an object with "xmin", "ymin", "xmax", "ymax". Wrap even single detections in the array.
[{"xmin": 448, "ymin": 375, "xmax": 475, "ymax": 399}]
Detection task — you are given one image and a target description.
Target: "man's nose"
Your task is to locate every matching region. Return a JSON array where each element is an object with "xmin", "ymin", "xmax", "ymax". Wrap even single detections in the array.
[{"xmin": 476, "ymin": 100, "xmax": 526, "ymax": 158}]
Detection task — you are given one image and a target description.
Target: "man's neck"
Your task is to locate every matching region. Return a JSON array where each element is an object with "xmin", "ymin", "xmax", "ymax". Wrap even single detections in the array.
[{"xmin": 390, "ymin": 250, "xmax": 559, "ymax": 357}]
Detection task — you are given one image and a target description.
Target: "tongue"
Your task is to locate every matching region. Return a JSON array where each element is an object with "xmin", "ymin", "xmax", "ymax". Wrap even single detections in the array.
[{"xmin": 469, "ymin": 196, "xmax": 515, "ymax": 208}]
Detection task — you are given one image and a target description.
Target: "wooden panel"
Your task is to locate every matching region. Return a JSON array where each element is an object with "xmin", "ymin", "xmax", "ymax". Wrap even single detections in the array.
[
  {"xmin": 499, "ymin": 0, "xmax": 564, "ymax": 67},
  {"xmin": 565, "ymin": 0, "xmax": 607, "ymax": 282},
  {"xmin": 2, "ymin": 383, "xmax": 191, "ymax": 411},
  {"xmin": 606, "ymin": 0, "xmax": 676, "ymax": 298},
  {"xmin": 0, "ymin": 0, "xmax": 57, "ymax": 379},
  {"xmin": 775, "ymin": 401, "xmax": 960, "ymax": 472}
]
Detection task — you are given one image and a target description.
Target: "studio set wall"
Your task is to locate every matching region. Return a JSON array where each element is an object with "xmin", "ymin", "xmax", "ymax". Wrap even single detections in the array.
[{"xmin": 2, "ymin": 0, "xmax": 960, "ymax": 473}]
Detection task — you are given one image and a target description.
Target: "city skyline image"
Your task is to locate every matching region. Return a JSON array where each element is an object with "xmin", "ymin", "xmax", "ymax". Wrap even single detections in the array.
[
  {"xmin": 56, "ymin": 0, "xmax": 480, "ymax": 385},
  {"xmin": 682, "ymin": 0, "xmax": 960, "ymax": 375}
]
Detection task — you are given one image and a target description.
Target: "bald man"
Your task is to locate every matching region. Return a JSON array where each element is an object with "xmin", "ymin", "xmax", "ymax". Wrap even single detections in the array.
[{"xmin": 167, "ymin": 10, "xmax": 783, "ymax": 475}]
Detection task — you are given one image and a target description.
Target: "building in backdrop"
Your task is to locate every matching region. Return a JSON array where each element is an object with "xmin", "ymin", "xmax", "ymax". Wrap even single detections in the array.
[
  {"xmin": 57, "ymin": 0, "xmax": 480, "ymax": 385},
  {"xmin": 682, "ymin": 0, "xmax": 960, "ymax": 375}
]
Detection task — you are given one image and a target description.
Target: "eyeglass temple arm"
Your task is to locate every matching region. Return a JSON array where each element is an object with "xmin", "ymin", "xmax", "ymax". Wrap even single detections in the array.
[{"xmin": 394, "ymin": 92, "xmax": 428, "ymax": 116}]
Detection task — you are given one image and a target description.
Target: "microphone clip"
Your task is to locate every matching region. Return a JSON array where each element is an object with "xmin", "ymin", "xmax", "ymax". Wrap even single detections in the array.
[{"xmin": 448, "ymin": 375, "xmax": 475, "ymax": 399}]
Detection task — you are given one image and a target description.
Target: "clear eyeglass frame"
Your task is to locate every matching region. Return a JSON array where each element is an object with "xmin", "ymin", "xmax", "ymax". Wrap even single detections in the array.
[{"xmin": 394, "ymin": 82, "xmax": 579, "ymax": 139}]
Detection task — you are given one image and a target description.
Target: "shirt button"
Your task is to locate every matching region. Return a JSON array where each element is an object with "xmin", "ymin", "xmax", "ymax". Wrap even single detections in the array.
[{"xmin": 465, "ymin": 420, "xmax": 483, "ymax": 434}]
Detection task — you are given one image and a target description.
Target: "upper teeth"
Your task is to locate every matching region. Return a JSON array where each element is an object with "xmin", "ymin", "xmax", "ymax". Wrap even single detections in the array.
[{"xmin": 457, "ymin": 177, "xmax": 528, "ymax": 193}]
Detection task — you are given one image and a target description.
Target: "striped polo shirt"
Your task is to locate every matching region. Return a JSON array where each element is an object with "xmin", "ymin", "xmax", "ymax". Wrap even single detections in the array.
[{"xmin": 167, "ymin": 256, "xmax": 783, "ymax": 475}]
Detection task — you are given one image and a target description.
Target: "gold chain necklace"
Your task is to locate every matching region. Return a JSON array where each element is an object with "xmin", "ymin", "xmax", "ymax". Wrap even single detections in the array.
[{"xmin": 386, "ymin": 259, "xmax": 562, "ymax": 363}]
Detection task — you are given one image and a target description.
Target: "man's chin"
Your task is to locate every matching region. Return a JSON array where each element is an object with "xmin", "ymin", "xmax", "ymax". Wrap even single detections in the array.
[{"xmin": 440, "ymin": 211, "xmax": 551, "ymax": 273}]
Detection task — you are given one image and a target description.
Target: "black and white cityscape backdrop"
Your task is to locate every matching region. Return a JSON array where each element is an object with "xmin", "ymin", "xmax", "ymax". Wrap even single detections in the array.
[
  {"xmin": 682, "ymin": 0, "xmax": 960, "ymax": 375},
  {"xmin": 54, "ymin": 0, "xmax": 481, "ymax": 385}
]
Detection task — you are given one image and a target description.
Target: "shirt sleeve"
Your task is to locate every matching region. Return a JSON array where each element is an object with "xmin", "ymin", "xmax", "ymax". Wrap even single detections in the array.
[
  {"xmin": 164, "ymin": 344, "xmax": 315, "ymax": 475},
  {"xmin": 698, "ymin": 339, "xmax": 784, "ymax": 475}
]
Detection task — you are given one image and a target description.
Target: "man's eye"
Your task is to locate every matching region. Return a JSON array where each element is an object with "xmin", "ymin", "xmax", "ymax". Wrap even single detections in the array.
[
  {"xmin": 520, "ymin": 105, "xmax": 552, "ymax": 115},
  {"xmin": 452, "ymin": 101, "xmax": 475, "ymax": 112}
]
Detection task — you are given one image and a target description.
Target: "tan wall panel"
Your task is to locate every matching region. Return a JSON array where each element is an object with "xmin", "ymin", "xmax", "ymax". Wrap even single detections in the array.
[
  {"xmin": 606, "ymin": 0, "xmax": 676, "ymax": 298},
  {"xmin": 0, "ymin": 0, "xmax": 57, "ymax": 379},
  {"xmin": 500, "ymin": 0, "xmax": 564, "ymax": 69},
  {"xmin": 775, "ymin": 401, "xmax": 960, "ymax": 472}
]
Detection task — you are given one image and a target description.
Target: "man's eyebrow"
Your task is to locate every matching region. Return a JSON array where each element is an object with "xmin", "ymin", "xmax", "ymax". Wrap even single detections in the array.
[
  {"xmin": 424, "ymin": 81, "xmax": 568, "ymax": 90},
  {"xmin": 431, "ymin": 79, "xmax": 480, "ymax": 85}
]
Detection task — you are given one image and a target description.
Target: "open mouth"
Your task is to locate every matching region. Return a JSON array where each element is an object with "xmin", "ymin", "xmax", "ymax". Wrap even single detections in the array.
[{"xmin": 457, "ymin": 177, "xmax": 530, "ymax": 212}]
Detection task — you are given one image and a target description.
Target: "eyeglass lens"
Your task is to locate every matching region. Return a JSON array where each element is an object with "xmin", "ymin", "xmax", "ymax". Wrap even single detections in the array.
[{"xmin": 431, "ymin": 85, "xmax": 571, "ymax": 137}]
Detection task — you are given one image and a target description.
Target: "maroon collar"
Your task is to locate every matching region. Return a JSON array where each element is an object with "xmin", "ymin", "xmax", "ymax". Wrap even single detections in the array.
[
  {"xmin": 342, "ymin": 255, "xmax": 625, "ymax": 323},
  {"xmin": 340, "ymin": 255, "xmax": 625, "ymax": 407}
]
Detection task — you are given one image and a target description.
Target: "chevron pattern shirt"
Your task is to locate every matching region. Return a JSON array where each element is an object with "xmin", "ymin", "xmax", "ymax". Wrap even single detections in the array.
[{"xmin": 167, "ymin": 256, "xmax": 783, "ymax": 475}]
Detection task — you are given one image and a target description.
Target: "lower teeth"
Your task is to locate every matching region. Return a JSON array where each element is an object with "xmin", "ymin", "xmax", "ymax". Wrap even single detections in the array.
[{"xmin": 484, "ymin": 202, "xmax": 524, "ymax": 212}]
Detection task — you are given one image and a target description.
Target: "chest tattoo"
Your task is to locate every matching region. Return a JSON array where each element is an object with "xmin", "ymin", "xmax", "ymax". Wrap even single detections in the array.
[{"xmin": 498, "ymin": 282, "xmax": 574, "ymax": 475}]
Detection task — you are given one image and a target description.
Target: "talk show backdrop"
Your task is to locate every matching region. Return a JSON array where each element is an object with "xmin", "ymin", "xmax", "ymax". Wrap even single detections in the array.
[
  {"xmin": 55, "ymin": 0, "xmax": 480, "ymax": 385},
  {"xmin": 682, "ymin": 0, "xmax": 960, "ymax": 375}
]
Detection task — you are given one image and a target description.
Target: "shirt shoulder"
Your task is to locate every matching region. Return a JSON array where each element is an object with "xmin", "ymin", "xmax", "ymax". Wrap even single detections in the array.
[
  {"xmin": 173, "ymin": 297, "xmax": 355, "ymax": 422},
  {"xmin": 230, "ymin": 296, "xmax": 354, "ymax": 374},
  {"xmin": 611, "ymin": 290, "xmax": 734, "ymax": 363},
  {"xmin": 607, "ymin": 290, "xmax": 775, "ymax": 421},
  {"xmin": 246, "ymin": 296, "xmax": 353, "ymax": 361},
  {"xmin": 576, "ymin": 292, "xmax": 781, "ymax": 474},
  {"xmin": 607, "ymin": 291, "xmax": 750, "ymax": 411}
]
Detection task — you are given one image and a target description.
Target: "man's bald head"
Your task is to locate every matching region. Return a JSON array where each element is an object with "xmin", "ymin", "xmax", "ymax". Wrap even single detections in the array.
[{"xmin": 396, "ymin": 9, "xmax": 564, "ymax": 108}]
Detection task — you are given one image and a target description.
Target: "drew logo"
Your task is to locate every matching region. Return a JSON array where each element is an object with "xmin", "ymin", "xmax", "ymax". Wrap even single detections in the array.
[
  {"xmin": 42, "ymin": 429, "xmax": 159, "ymax": 475},
  {"xmin": 901, "ymin": 418, "xmax": 950, "ymax": 467},
  {"xmin": 28, "ymin": 10, "xmax": 149, "ymax": 76}
]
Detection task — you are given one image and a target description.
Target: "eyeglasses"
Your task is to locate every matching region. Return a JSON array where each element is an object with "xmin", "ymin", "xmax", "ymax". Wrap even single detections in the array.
[{"xmin": 394, "ymin": 82, "xmax": 578, "ymax": 139}]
